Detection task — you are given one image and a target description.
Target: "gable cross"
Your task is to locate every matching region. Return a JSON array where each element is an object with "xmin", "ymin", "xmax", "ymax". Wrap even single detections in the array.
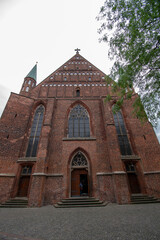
[{"xmin": 75, "ymin": 48, "xmax": 81, "ymax": 54}]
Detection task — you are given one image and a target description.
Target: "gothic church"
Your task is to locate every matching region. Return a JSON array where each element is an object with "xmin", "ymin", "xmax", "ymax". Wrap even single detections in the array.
[{"xmin": 0, "ymin": 50, "xmax": 160, "ymax": 206}]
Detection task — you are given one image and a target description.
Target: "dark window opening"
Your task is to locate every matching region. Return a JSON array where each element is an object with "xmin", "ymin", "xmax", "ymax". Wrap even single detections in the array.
[
  {"xmin": 76, "ymin": 89, "xmax": 80, "ymax": 97},
  {"xmin": 126, "ymin": 163, "xmax": 136, "ymax": 172},
  {"xmin": 68, "ymin": 105, "xmax": 90, "ymax": 138},
  {"xmin": 113, "ymin": 109, "xmax": 132, "ymax": 155},
  {"xmin": 26, "ymin": 105, "xmax": 44, "ymax": 157},
  {"xmin": 21, "ymin": 165, "xmax": 32, "ymax": 175},
  {"xmin": 7, "ymin": 134, "xmax": 9, "ymax": 139}
]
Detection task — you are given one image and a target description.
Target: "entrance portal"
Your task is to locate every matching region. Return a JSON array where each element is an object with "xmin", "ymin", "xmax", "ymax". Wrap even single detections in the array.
[
  {"xmin": 71, "ymin": 169, "xmax": 88, "ymax": 196},
  {"xmin": 125, "ymin": 163, "xmax": 141, "ymax": 194},
  {"xmin": 70, "ymin": 151, "xmax": 89, "ymax": 197},
  {"xmin": 18, "ymin": 165, "xmax": 32, "ymax": 197}
]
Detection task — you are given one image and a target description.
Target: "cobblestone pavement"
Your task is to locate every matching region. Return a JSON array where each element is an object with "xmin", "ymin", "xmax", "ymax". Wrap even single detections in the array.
[{"xmin": 0, "ymin": 203, "xmax": 160, "ymax": 240}]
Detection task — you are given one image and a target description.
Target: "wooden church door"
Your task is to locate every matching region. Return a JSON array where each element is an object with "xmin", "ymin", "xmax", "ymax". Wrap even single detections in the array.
[
  {"xmin": 126, "ymin": 163, "xmax": 141, "ymax": 194},
  {"xmin": 71, "ymin": 169, "xmax": 88, "ymax": 196},
  {"xmin": 18, "ymin": 165, "xmax": 32, "ymax": 197}
]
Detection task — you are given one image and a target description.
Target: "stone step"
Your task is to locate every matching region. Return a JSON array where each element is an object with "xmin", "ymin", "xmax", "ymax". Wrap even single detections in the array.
[
  {"xmin": 131, "ymin": 200, "xmax": 160, "ymax": 204},
  {"xmin": 61, "ymin": 199, "xmax": 100, "ymax": 203},
  {"xmin": 0, "ymin": 205, "xmax": 27, "ymax": 208},
  {"xmin": 54, "ymin": 197, "xmax": 107, "ymax": 208},
  {"xmin": 57, "ymin": 201, "xmax": 104, "ymax": 205},
  {"xmin": 5, "ymin": 201, "xmax": 28, "ymax": 203},
  {"xmin": 130, "ymin": 194, "xmax": 160, "ymax": 204},
  {"xmin": 131, "ymin": 195, "xmax": 154, "ymax": 199},
  {"xmin": 55, "ymin": 202, "xmax": 108, "ymax": 208},
  {"xmin": 2, "ymin": 202, "xmax": 28, "ymax": 205},
  {"xmin": 131, "ymin": 198, "xmax": 158, "ymax": 201},
  {"xmin": 0, "ymin": 197, "xmax": 28, "ymax": 208}
]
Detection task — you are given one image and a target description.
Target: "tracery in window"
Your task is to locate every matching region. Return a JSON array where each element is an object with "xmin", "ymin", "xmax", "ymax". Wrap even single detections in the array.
[
  {"xmin": 68, "ymin": 104, "xmax": 90, "ymax": 138},
  {"xmin": 113, "ymin": 109, "xmax": 132, "ymax": 155},
  {"xmin": 26, "ymin": 105, "xmax": 44, "ymax": 157},
  {"xmin": 72, "ymin": 152, "xmax": 88, "ymax": 167}
]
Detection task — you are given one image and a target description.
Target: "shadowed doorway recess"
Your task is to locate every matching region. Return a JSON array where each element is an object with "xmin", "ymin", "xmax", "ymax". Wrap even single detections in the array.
[{"xmin": 71, "ymin": 151, "xmax": 89, "ymax": 197}]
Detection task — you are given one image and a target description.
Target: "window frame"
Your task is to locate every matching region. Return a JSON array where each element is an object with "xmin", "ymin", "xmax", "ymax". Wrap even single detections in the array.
[
  {"xmin": 26, "ymin": 105, "xmax": 44, "ymax": 157},
  {"xmin": 113, "ymin": 109, "xmax": 132, "ymax": 155},
  {"xmin": 68, "ymin": 104, "xmax": 90, "ymax": 138}
]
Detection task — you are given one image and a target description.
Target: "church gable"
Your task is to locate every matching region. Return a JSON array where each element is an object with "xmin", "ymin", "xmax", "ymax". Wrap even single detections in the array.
[
  {"xmin": 29, "ymin": 52, "xmax": 109, "ymax": 98},
  {"xmin": 38, "ymin": 53, "xmax": 106, "ymax": 86}
]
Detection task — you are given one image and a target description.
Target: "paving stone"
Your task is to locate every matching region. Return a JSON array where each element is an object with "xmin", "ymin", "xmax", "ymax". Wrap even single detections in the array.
[{"xmin": 0, "ymin": 204, "xmax": 160, "ymax": 240}]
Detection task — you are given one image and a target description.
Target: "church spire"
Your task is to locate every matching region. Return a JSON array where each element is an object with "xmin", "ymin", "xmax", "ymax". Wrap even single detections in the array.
[
  {"xmin": 20, "ymin": 63, "xmax": 37, "ymax": 96},
  {"xmin": 26, "ymin": 63, "xmax": 37, "ymax": 81}
]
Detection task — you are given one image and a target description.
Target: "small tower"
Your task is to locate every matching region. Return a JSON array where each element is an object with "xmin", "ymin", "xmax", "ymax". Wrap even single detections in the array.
[{"xmin": 20, "ymin": 64, "xmax": 37, "ymax": 96}]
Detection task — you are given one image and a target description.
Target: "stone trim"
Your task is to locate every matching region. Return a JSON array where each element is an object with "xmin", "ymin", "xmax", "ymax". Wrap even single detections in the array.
[
  {"xmin": 144, "ymin": 171, "xmax": 160, "ymax": 175},
  {"xmin": 121, "ymin": 155, "xmax": 141, "ymax": 160},
  {"xmin": 63, "ymin": 137, "xmax": 96, "ymax": 141},
  {"xmin": 47, "ymin": 174, "xmax": 63, "ymax": 177},
  {"xmin": 0, "ymin": 174, "xmax": 16, "ymax": 177},
  {"xmin": 17, "ymin": 157, "xmax": 37, "ymax": 162},
  {"xmin": 32, "ymin": 173, "xmax": 46, "ymax": 176},
  {"xmin": 32, "ymin": 173, "xmax": 63, "ymax": 177},
  {"xmin": 96, "ymin": 171, "xmax": 126, "ymax": 176}
]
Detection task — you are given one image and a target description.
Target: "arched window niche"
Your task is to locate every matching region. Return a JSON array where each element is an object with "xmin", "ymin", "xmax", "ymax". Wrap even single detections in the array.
[
  {"xmin": 68, "ymin": 104, "xmax": 90, "ymax": 138},
  {"xmin": 71, "ymin": 151, "xmax": 88, "ymax": 167},
  {"xmin": 26, "ymin": 105, "xmax": 44, "ymax": 157},
  {"xmin": 112, "ymin": 106, "xmax": 132, "ymax": 155}
]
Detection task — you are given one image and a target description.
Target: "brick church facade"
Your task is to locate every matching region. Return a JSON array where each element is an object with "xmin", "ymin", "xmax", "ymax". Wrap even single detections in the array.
[{"xmin": 0, "ymin": 50, "xmax": 160, "ymax": 206}]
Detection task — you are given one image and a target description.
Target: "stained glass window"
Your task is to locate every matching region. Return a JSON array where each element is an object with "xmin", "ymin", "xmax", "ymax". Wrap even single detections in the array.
[
  {"xmin": 113, "ymin": 110, "xmax": 132, "ymax": 155},
  {"xmin": 26, "ymin": 105, "xmax": 44, "ymax": 157},
  {"xmin": 68, "ymin": 105, "xmax": 90, "ymax": 138},
  {"xmin": 72, "ymin": 152, "xmax": 88, "ymax": 166}
]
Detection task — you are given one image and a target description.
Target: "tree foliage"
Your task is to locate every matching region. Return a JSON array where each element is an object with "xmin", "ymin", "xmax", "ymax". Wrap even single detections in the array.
[{"xmin": 97, "ymin": 0, "xmax": 160, "ymax": 126}]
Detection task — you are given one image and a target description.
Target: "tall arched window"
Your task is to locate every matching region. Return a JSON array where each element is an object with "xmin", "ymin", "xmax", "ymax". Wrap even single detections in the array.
[
  {"xmin": 68, "ymin": 105, "xmax": 90, "ymax": 138},
  {"xmin": 26, "ymin": 105, "xmax": 44, "ymax": 157},
  {"xmin": 113, "ymin": 109, "xmax": 132, "ymax": 155}
]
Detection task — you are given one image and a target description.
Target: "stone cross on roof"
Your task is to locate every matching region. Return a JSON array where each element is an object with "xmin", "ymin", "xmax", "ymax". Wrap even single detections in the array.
[{"xmin": 75, "ymin": 48, "xmax": 81, "ymax": 54}]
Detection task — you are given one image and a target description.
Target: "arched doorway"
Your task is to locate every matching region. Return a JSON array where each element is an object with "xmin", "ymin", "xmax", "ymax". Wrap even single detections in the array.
[
  {"xmin": 125, "ymin": 162, "xmax": 141, "ymax": 194},
  {"xmin": 70, "ymin": 151, "xmax": 89, "ymax": 197}
]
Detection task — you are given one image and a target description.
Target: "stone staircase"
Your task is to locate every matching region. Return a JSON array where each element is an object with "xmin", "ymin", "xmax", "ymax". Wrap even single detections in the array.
[
  {"xmin": 0, "ymin": 197, "xmax": 28, "ymax": 208},
  {"xmin": 54, "ymin": 197, "xmax": 108, "ymax": 208},
  {"xmin": 131, "ymin": 194, "xmax": 160, "ymax": 204}
]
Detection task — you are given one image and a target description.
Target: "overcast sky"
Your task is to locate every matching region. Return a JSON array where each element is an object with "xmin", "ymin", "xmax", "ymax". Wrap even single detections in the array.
[{"xmin": 0, "ymin": 0, "xmax": 159, "ymax": 142}]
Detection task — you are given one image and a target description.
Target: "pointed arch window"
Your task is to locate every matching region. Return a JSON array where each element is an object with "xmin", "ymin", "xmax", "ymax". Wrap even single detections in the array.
[
  {"xmin": 113, "ymin": 109, "xmax": 132, "ymax": 155},
  {"xmin": 26, "ymin": 105, "xmax": 44, "ymax": 157},
  {"xmin": 68, "ymin": 105, "xmax": 90, "ymax": 138}
]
